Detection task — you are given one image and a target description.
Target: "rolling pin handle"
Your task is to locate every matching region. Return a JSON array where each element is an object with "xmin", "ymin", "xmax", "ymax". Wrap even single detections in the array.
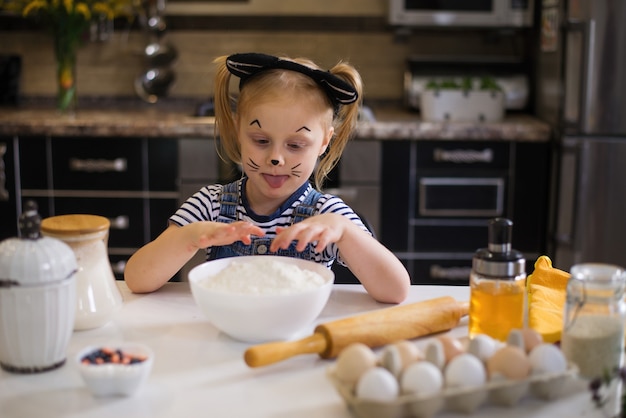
[{"xmin": 244, "ymin": 333, "xmax": 327, "ymax": 368}]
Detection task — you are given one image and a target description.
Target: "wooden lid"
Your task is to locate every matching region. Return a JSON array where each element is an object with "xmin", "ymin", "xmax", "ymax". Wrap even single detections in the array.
[{"xmin": 40, "ymin": 214, "xmax": 110, "ymax": 236}]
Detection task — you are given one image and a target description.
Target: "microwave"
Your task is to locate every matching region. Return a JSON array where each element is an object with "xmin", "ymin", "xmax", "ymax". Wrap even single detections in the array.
[{"xmin": 389, "ymin": 0, "xmax": 533, "ymax": 28}]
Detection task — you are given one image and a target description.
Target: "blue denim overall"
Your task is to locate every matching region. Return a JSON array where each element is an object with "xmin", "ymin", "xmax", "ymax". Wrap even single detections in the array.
[{"xmin": 209, "ymin": 181, "xmax": 322, "ymax": 260}]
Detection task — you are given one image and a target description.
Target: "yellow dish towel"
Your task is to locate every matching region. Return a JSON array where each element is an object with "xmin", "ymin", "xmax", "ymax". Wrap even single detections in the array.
[{"xmin": 526, "ymin": 255, "xmax": 570, "ymax": 343}]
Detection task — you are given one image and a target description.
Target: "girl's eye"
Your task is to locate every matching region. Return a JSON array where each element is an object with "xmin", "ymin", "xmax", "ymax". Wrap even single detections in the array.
[
  {"xmin": 287, "ymin": 142, "xmax": 304, "ymax": 150},
  {"xmin": 251, "ymin": 136, "xmax": 269, "ymax": 145}
]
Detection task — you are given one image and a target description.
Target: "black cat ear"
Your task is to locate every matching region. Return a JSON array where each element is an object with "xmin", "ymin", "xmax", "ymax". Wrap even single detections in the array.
[{"xmin": 225, "ymin": 52, "xmax": 358, "ymax": 108}]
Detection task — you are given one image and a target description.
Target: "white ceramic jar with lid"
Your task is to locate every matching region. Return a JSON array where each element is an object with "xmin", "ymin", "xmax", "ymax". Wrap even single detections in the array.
[
  {"xmin": 41, "ymin": 214, "xmax": 123, "ymax": 331},
  {"xmin": 0, "ymin": 201, "xmax": 77, "ymax": 373}
]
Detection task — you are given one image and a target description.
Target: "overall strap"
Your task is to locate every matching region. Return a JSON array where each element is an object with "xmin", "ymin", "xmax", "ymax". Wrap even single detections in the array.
[
  {"xmin": 217, "ymin": 181, "xmax": 239, "ymax": 221},
  {"xmin": 292, "ymin": 189, "xmax": 323, "ymax": 224}
]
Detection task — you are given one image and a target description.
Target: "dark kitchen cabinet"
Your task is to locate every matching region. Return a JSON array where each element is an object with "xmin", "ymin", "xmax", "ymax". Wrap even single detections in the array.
[
  {"xmin": 0, "ymin": 136, "xmax": 18, "ymax": 240},
  {"xmin": 381, "ymin": 140, "xmax": 550, "ymax": 285},
  {"xmin": 14, "ymin": 135, "xmax": 180, "ymax": 280}
]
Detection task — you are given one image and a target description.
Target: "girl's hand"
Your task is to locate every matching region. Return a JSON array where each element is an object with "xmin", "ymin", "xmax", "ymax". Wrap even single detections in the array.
[
  {"xmin": 191, "ymin": 221, "xmax": 265, "ymax": 249},
  {"xmin": 269, "ymin": 213, "xmax": 348, "ymax": 253}
]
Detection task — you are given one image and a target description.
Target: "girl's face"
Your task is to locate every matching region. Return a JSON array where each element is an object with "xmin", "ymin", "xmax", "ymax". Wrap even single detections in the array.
[{"xmin": 237, "ymin": 94, "xmax": 333, "ymax": 215}]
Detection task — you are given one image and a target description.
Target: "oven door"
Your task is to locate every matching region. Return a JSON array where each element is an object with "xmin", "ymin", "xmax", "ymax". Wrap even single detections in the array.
[
  {"xmin": 389, "ymin": 0, "xmax": 504, "ymax": 27},
  {"xmin": 418, "ymin": 177, "xmax": 504, "ymax": 218}
]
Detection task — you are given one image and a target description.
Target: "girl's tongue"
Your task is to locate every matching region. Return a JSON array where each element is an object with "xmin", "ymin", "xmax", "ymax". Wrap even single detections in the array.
[{"xmin": 263, "ymin": 174, "xmax": 288, "ymax": 188}]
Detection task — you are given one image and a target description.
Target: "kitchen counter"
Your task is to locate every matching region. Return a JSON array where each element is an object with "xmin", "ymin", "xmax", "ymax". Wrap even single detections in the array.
[
  {"xmin": 0, "ymin": 282, "xmax": 615, "ymax": 418},
  {"xmin": 0, "ymin": 106, "xmax": 551, "ymax": 141}
]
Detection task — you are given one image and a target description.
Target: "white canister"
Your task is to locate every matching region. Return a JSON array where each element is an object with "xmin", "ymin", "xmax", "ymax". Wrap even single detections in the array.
[
  {"xmin": 41, "ymin": 214, "xmax": 123, "ymax": 330},
  {"xmin": 0, "ymin": 201, "xmax": 77, "ymax": 373}
]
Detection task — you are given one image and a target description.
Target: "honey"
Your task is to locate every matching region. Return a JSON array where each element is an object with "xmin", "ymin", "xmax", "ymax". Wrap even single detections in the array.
[
  {"xmin": 468, "ymin": 277, "xmax": 525, "ymax": 341},
  {"xmin": 468, "ymin": 218, "xmax": 526, "ymax": 342}
]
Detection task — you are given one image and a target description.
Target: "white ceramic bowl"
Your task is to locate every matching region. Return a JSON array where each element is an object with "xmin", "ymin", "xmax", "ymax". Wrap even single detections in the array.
[
  {"xmin": 188, "ymin": 256, "xmax": 334, "ymax": 343},
  {"xmin": 76, "ymin": 343, "xmax": 154, "ymax": 397}
]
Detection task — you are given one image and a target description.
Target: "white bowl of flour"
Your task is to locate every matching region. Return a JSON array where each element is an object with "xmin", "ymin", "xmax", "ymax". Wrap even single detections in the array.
[{"xmin": 188, "ymin": 256, "xmax": 334, "ymax": 343}]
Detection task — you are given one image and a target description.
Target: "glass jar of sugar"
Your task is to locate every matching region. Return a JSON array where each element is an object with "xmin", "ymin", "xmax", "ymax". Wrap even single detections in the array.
[
  {"xmin": 561, "ymin": 263, "xmax": 626, "ymax": 380},
  {"xmin": 41, "ymin": 214, "xmax": 123, "ymax": 331}
]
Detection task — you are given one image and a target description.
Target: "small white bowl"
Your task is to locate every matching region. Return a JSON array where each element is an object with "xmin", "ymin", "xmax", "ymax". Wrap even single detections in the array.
[
  {"xmin": 76, "ymin": 343, "xmax": 154, "ymax": 397},
  {"xmin": 188, "ymin": 255, "xmax": 334, "ymax": 343}
]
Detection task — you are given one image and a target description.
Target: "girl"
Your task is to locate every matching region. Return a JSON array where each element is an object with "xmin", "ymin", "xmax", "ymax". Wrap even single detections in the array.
[{"xmin": 124, "ymin": 52, "xmax": 410, "ymax": 303}]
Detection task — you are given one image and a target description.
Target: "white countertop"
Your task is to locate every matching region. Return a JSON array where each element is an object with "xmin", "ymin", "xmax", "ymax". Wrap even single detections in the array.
[{"xmin": 0, "ymin": 283, "xmax": 617, "ymax": 418}]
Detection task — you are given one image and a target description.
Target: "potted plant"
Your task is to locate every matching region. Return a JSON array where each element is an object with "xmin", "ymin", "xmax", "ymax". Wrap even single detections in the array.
[{"xmin": 420, "ymin": 76, "xmax": 505, "ymax": 122}]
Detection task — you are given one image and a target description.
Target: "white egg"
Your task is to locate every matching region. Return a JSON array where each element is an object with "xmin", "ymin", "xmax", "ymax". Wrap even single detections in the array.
[
  {"xmin": 528, "ymin": 343, "xmax": 568, "ymax": 374},
  {"xmin": 380, "ymin": 341, "xmax": 422, "ymax": 378},
  {"xmin": 467, "ymin": 334, "xmax": 497, "ymax": 362},
  {"xmin": 425, "ymin": 339, "xmax": 446, "ymax": 370},
  {"xmin": 400, "ymin": 361, "xmax": 444, "ymax": 397},
  {"xmin": 444, "ymin": 353, "xmax": 487, "ymax": 388},
  {"xmin": 355, "ymin": 366, "xmax": 399, "ymax": 402}
]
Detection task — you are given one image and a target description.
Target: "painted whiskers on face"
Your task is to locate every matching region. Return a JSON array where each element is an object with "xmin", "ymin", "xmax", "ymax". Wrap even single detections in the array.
[
  {"xmin": 246, "ymin": 158, "xmax": 260, "ymax": 172},
  {"xmin": 291, "ymin": 163, "xmax": 302, "ymax": 178},
  {"xmin": 246, "ymin": 158, "xmax": 302, "ymax": 178}
]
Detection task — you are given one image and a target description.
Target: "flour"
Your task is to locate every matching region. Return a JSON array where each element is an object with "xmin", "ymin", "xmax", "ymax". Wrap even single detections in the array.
[
  {"xmin": 199, "ymin": 258, "xmax": 327, "ymax": 295},
  {"xmin": 561, "ymin": 314, "xmax": 625, "ymax": 379}
]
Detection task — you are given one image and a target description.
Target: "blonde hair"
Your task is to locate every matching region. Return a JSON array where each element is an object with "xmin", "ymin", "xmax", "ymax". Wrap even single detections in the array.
[{"xmin": 213, "ymin": 54, "xmax": 363, "ymax": 190}]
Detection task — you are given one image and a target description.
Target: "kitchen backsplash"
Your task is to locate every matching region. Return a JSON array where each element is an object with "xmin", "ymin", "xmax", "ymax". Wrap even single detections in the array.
[{"xmin": 0, "ymin": 13, "xmax": 530, "ymax": 102}]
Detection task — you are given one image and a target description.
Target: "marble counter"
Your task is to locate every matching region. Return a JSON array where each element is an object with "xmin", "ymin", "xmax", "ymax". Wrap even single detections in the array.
[{"xmin": 0, "ymin": 106, "xmax": 552, "ymax": 141}]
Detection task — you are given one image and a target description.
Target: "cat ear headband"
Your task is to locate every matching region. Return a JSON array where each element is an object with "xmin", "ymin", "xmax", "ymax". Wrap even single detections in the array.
[{"xmin": 225, "ymin": 53, "xmax": 359, "ymax": 109}]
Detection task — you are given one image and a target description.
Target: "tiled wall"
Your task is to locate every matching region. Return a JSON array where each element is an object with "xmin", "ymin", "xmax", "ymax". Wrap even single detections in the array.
[{"xmin": 0, "ymin": 13, "xmax": 531, "ymax": 102}]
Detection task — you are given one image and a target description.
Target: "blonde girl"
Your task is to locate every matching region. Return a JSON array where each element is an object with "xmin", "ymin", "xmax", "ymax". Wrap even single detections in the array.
[{"xmin": 125, "ymin": 53, "xmax": 410, "ymax": 303}]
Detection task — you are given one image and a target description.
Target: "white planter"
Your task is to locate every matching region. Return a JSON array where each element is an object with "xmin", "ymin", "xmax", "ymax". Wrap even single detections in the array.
[{"xmin": 421, "ymin": 89, "xmax": 505, "ymax": 122}]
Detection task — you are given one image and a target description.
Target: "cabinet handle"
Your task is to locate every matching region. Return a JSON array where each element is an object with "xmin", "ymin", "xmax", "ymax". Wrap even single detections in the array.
[
  {"xmin": 429, "ymin": 264, "xmax": 472, "ymax": 281},
  {"xmin": 69, "ymin": 157, "xmax": 127, "ymax": 172},
  {"xmin": 109, "ymin": 215, "xmax": 129, "ymax": 230},
  {"xmin": 433, "ymin": 148, "xmax": 493, "ymax": 164},
  {"xmin": 0, "ymin": 143, "xmax": 9, "ymax": 201}
]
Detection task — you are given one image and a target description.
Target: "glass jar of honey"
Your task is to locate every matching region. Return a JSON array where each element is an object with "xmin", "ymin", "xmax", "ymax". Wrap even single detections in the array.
[
  {"xmin": 468, "ymin": 218, "xmax": 526, "ymax": 341},
  {"xmin": 41, "ymin": 214, "xmax": 123, "ymax": 331}
]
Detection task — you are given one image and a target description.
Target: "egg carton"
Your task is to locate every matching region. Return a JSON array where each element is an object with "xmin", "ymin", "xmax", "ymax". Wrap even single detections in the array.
[{"xmin": 327, "ymin": 364, "xmax": 579, "ymax": 418}]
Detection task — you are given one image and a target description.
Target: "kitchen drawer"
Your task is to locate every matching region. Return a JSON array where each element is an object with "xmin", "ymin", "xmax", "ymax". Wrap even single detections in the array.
[
  {"xmin": 149, "ymin": 198, "xmax": 179, "ymax": 240},
  {"xmin": 51, "ymin": 137, "xmax": 144, "ymax": 190},
  {"xmin": 0, "ymin": 137, "xmax": 17, "ymax": 240},
  {"xmin": 416, "ymin": 141, "xmax": 510, "ymax": 171},
  {"xmin": 53, "ymin": 197, "xmax": 144, "ymax": 248},
  {"xmin": 409, "ymin": 256, "xmax": 473, "ymax": 286},
  {"xmin": 411, "ymin": 221, "xmax": 488, "ymax": 252},
  {"xmin": 148, "ymin": 138, "xmax": 178, "ymax": 192},
  {"xmin": 18, "ymin": 136, "xmax": 48, "ymax": 190}
]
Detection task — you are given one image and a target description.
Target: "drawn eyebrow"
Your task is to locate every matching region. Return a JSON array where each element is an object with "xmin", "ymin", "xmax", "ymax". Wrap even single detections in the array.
[
  {"xmin": 296, "ymin": 126, "xmax": 311, "ymax": 132},
  {"xmin": 250, "ymin": 119, "xmax": 261, "ymax": 127}
]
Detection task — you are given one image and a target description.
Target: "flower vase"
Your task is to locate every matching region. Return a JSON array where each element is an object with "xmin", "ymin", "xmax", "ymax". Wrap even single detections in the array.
[{"xmin": 53, "ymin": 27, "xmax": 80, "ymax": 114}]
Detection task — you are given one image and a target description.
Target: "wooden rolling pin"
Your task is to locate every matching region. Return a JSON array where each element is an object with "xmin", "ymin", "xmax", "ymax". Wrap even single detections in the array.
[{"xmin": 244, "ymin": 296, "xmax": 469, "ymax": 368}]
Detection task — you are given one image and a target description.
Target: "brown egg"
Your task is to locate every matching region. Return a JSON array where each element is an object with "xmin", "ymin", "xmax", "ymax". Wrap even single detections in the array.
[
  {"xmin": 486, "ymin": 345, "xmax": 530, "ymax": 380},
  {"xmin": 520, "ymin": 328, "xmax": 544, "ymax": 353},
  {"xmin": 437, "ymin": 336, "xmax": 464, "ymax": 363}
]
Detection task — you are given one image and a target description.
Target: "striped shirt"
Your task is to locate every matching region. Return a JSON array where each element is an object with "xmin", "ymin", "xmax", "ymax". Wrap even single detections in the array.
[{"xmin": 169, "ymin": 179, "xmax": 370, "ymax": 265}]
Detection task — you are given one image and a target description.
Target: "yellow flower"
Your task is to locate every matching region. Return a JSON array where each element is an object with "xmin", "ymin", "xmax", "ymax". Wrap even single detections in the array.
[
  {"xmin": 75, "ymin": 2, "xmax": 91, "ymax": 19},
  {"xmin": 62, "ymin": 0, "xmax": 72, "ymax": 13},
  {"xmin": 1, "ymin": 0, "xmax": 137, "ymax": 23},
  {"xmin": 21, "ymin": 0, "xmax": 46, "ymax": 16}
]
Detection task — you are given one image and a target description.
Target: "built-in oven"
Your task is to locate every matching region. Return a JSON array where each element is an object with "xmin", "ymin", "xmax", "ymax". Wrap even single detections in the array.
[
  {"xmin": 388, "ymin": 0, "xmax": 533, "ymax": 28},
  {"xmin": 382, "ymin": 141, "xmax": 511, "ymax": 284},
  {"xmin": 381, "ymin": 139, "xmax": 549, "ymax": 285}
]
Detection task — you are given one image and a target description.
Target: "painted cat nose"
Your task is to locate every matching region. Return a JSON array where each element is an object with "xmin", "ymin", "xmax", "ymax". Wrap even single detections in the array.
[{"xmin": 271, "ymin": 160, "xmax": 279, "ymax": 166}]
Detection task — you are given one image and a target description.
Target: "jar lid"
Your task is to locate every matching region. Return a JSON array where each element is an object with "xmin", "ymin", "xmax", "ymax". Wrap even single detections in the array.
[
  {"xmin": 473, "ymin": 218, "xmax": 526, "ymax": 278},
  {"xmin": 0, "ymin": 202, "xmax": 77, "ymax": 286},
  {"xmin": 41, "ymin": 214, "xmax": 110, "ymax": 236}
]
